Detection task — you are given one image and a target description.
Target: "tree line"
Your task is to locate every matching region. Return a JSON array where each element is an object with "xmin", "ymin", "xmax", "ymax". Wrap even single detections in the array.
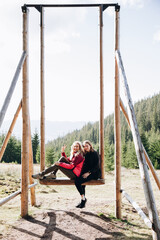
[{"xmin": 0, "ymin": 93, "xmax": 160, "ymax": 171}]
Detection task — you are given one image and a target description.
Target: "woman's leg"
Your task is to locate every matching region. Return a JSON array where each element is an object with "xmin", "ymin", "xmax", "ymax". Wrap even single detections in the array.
[
  {"xmin": 42, "ymin": 157, "xmax": 69, "ymax": 176},
  {"xmin": 32, "ymin": 157, "xmax": 75, "ymax": 180},
  {"xmin": 58, "ymin": 166, "xmax": 76, "ymax": 180},
  {"xmin": 59, "ymin": 156, "xmax": 70, "ymax": 163},
  {"xmin": 75, "ymin": 174, "xmax": 94, "ymax": 208},
  {"xmin": 53, "ymin": 157, "xmax": 69, "ymax": 175},
  {"xmin": 32, "ymin": 157, "xmax": 67, "ymax": 179},
  {"xmin": 32, "ymin": 164, "xmax": 59, "ymax": 179},
  {"xmin": 75, "ymin": 174, "xmax": 93, "ymax": 194},
  {"xmin": 82, "ymin": 185, "xmax": 86, "ymax": 196},
  {"xmin": 75, "ymin": 176, "xmax": 86, "ymax": 195},
  {"xmin": 41, "ymin": 164, "xmax": 58, "ymax": 175}
]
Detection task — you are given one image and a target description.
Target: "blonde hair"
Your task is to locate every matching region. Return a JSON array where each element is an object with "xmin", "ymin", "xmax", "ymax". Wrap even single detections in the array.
[
  {"xmin": 70, "ymin": 141, "xmax": 83, "ymax": 160},
  {"xmin": 83, "ymin": 140, "xmax": 94, "ymax": 153}
]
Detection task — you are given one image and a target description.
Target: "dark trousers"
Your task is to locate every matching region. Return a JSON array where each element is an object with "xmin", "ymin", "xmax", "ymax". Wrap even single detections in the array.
[
  {"xmin": 41, "ymin": 157, "xmax": 76, "ymax": 180},
  {"xmin": 75, "ymin": 174, "xmax": 95, "ymax": 195}
]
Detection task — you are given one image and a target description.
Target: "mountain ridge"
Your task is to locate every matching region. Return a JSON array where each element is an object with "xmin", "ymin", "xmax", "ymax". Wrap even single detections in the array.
[{"xmin": 0, "ymin": 120, "xmax": 87, "ymax": 142}]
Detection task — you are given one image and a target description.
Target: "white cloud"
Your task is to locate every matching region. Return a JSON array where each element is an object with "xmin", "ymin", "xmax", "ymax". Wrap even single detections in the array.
[
  {"xmin": 45, "ymin": 7, "xmax": 87, "ymax": 33},
  {"xmin": 105, "ymin": 7, "xmax": 114, "ymax": 17},
  {"xmin": 119, "ymin": 0, "xmax": 145, "ymax": 8},
  {"xmin": 71, "ymin": 32, "xmax": 80, "ymax": 38},
  {"xmin": 153, "ymin": 30, "xmax": 160, "ymax": 43},
  {"xmin": 45, "ymin": 29, "xmax": 80, "ymax": 55},
  {"xmin": 47, "ymin": 38, "xmax": 71, "ymax": 54},
  {"xmin": 89, "ymin": 0, "xmax": 145, "ymax": 7}
]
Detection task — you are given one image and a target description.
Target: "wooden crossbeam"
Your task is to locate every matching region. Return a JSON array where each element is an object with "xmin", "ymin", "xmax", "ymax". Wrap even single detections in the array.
[
  {"xmin": 0, "ymin": 100, "xmax": 22, "ymax": 162},
  {"xmin": 0, "ymin": 183, "xmax": 37, "ymax": 207},
  {"xmin": 121, "ymin": 189, "xmax": 152, "ymax": 229},
  {"xmin": 39, "ymin": 178, "xmax": 105, "ymax": 186}
]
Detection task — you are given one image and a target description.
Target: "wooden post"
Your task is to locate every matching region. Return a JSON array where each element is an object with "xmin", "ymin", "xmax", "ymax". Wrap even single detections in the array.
[
  {"xmin": 0, "ymin": 100, "xmax": 22, "ymax": 162},
  {"xmin": 99, "ymin": 5, "xmax": 105, "ymax": 180},
  {"xmin": 120, "ymin": 98, "xmax": 160, "ymax": 191},
  {"xmin": 0, "ymin": 52, "xmax": 26, "ymax": 128},
  {"xmin": 114, "ymin": 7, "xmax": 121, "ymax": 219},
  {"xmin": 29, "ymin": 120, "xmax": 36, "ymax": 206},
  {"xmin": 21, "ymin": 6, "xmax": 29, "ymax": 218},
  {"xmin": 116, "ymin": 50, "xmax": 160, "ymax": 239},
  {"xmin": 40, "ymin": 6, "xmax": 45, "ymax": 171}
]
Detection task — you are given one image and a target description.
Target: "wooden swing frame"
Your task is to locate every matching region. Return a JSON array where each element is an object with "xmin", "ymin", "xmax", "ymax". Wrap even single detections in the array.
[
  {"xmin": 21, "ymin": 3, "xmax": 120, "ymax": 217},
  {"xmin": 0, "ymin": 4, "xmax": 159, "ymax": 237},
  {"xmin": 0, "ymin": 4, "xmax": 160, "ymax": 237}
]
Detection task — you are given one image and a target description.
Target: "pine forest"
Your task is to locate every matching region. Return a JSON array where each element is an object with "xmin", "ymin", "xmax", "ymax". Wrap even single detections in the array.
[{"xmin": 1, "ymin": 93, "xmax": 160, "ymax": 171}]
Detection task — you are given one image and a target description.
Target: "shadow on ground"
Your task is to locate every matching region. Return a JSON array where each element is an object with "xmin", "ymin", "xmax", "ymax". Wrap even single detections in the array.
[{"xmin": 4, "ymin": 210, "xmax": 151, "ymax": 240}]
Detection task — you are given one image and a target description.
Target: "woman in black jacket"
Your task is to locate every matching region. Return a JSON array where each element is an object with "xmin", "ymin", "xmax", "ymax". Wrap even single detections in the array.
[{"xmin": 75, "ymin": 140, "xmax": 101, "ymax": 208}]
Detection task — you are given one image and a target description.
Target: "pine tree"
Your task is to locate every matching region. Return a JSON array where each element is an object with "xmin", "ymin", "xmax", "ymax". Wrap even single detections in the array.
[
  {"xmin": 2, "ymin": 136, "xmax": 21, "ymax": 163},
  {"xmin": 104, "ymin": 137, "xmax": 114, "ymax": 171},
  {"xmin": 140, "ymin": 131, "xmax": 149, "ymax": 153},
  {"xmin": 154, "ymin": 160, "xmax": 159, "ymax": 170},
  {"xmin": 121, "ymin": 141, "xmax": 127, "ymax": 167},
  {"xmin": 46, "ymin": 147, "xmax": 56, "ymax": 166},
  {"xmin": 32, "ymin": 130, "xmax": 40, "ymax": 163},
  {"xmin": 149, "ymin": 139, "xmax": 160, "ymax": 168},
  {"xmin": 36, "ymin": 146, "xmax": 40, "ymax": 163},
  {"xmin": 125, "ymin": 140, "xmax": 138, "ymax": 168}
]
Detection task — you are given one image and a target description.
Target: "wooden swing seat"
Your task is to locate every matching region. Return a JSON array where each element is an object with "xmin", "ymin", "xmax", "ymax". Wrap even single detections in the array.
[{"xmin": 39, "ymin": 178, "xmax": 105, "ymax": 185}]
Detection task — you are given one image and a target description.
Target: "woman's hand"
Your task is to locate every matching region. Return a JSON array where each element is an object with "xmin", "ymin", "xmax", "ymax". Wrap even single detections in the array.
[
  {"xmin": 61, "ymin": 145, "xmax": 67, "ymax": 152},
  {"xmin": 55, "ymin": 162, "xmax": 60, "ymax": 166},
  {"xmin": 82, "ymin": 172, "xmax": 90, "ymax": 178}
]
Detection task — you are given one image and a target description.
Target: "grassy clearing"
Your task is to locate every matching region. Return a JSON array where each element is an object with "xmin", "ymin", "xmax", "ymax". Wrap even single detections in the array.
[{"xmin": 0, "ymin": 163, "xmax": 160, "ymax": 239}]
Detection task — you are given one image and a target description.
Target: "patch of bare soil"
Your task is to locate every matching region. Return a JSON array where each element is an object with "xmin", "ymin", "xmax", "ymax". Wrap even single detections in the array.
[
  {"xmin": 1, "ymin": 165, "xmax": 158, "ymax": 240},
  {"xmin": 3, "ymin": 210, "xmax": 128, "ymax": 240}
]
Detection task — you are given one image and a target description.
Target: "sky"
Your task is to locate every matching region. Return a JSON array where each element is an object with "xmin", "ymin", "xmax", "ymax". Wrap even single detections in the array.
[{"xmin": 0, "ymin": 0, "xmax": 160, "ymax": 127}]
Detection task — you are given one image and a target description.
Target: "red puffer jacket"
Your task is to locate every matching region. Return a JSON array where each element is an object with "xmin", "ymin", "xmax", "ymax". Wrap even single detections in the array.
[{"xmin": 59, "ymin": 152, "xmax": 84, "ymax": 177}]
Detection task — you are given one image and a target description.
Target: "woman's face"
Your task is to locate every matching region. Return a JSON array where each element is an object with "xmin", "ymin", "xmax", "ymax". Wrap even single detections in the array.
[
  {"xmin": 83, "ymin": 143, "xmax": 91, "ymax": 152},
  {"xmin": 73, "ymin": 144, "xmax": 80, "ymax": 152}
]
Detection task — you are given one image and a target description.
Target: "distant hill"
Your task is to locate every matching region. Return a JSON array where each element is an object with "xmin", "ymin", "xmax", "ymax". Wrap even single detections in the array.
[
  {"xmin": 0, "ymin": 120, "xmax": 87, "ymax": 142},
  {"xmin": 1, "ymin": 93, "xmax": 160, "ymax": 169},
  {"xmin": 49, "ymin": 93, "xmax": 160, "ymax": 170}
]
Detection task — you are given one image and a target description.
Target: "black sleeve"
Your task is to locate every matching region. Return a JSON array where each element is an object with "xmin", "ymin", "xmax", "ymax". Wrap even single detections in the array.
[{"xmin": 89, "ymin": 151, "xmax": 100, "ymax": 174}]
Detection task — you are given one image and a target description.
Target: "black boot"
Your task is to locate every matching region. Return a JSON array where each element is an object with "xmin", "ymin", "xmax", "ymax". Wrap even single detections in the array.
[
  {"xmin": 79, "ymin": 198, "xmax": 87, "ymax": 208},
  {"xmin": 76, "ymin": 202, "xmax": 82, "ymax": 208}
]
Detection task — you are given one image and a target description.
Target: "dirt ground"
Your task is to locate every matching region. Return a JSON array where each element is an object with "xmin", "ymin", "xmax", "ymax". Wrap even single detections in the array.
[{"xmin": 1, "ymin": 164, "xmax": 160, "ymax": 240}]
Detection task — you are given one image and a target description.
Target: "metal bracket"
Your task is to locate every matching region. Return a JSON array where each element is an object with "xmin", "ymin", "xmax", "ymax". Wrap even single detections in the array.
[
  {"xmin": 33, "ymin": 5, "xmax": 43, "ymax": 27},
  {"xmin": 99, "ymin": 5, "xmax": 103, "ymax": 26},
  {"xmin": 35, "ymin": 5, "xmax": 42, "ymax": 13},
  {"xmin": 103, "ymin": 5, "xmax": 109, "ymax": 11},
  {"xmin": 21, "ymin": 5, "xmax": 27, "ymax": 13},
  {"xmin": 115, "ymin": 4, "xmax": 120, "ymax": 12}
]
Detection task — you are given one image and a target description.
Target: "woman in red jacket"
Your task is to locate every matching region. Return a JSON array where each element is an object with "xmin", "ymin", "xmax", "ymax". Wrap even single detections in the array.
[{"xmin": 32, "ymin": 141, "xmax": 84, "ymax": 180}]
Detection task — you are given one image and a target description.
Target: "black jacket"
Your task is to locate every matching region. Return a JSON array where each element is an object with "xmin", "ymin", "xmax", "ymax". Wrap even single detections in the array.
[{"xmin": 81, "ymin": 150, "xmax": 101, "ymax": 179}]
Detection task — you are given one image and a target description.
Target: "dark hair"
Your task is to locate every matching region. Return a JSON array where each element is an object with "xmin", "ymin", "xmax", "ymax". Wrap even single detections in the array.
[{"xmin": 83, "ymin": 140, "xmax": 94, "ymax": 153}]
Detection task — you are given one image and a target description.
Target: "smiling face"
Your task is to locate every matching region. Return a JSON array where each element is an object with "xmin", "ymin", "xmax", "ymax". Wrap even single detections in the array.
[
  {"xmin": 83, "ymin": 143, "xmax": 91, "ymax": 152},
  {"xmin": 73, "ymin": 143, "xmax": 80, "ymax": 153}
]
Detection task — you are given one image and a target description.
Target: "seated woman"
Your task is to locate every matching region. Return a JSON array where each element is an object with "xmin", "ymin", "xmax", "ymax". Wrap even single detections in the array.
[
  {"xmin": 75, "ymin": 140, "xmax": 101, "ymax": 208},
  {"xmin": 32, "ymin": 141, "xmax": 84, "ymax": 180}
]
